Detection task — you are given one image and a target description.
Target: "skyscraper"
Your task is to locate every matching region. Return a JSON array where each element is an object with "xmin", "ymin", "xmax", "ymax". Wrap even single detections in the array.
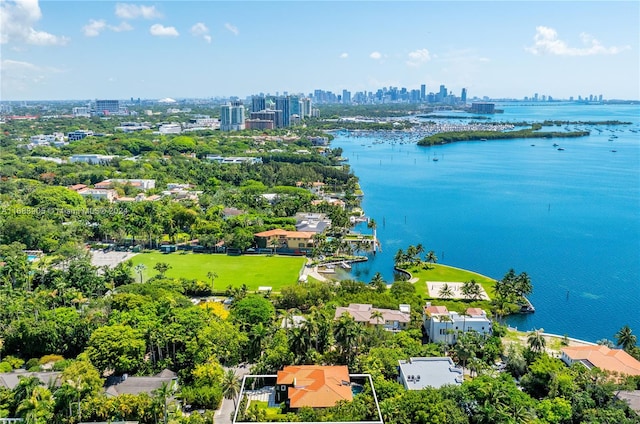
[
  {"xmin": 420, "ymin": 84, "xmax": 426, "ymax": 101},
  {"xmin": 461, "ymin": 88, "xmax": 467, "ymax": 104},
  {"xmin": 275, "ymin": 96, "xmax": 291, "ymax": 127},
  {"xmin": 342, "ymin": 90, "xmax": 351, "ymax": 104},
  {"xmin": 251, "ymin": 96, "xmax": 266, "ymax": 113},
  {"xmin": 220, "ymin": 101, "xmax": 245, "ymax": 131}
]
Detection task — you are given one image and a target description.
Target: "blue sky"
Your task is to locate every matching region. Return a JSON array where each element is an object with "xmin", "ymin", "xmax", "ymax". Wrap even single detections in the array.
[{"xmin": 1, "ymin": 1, "xmax": 638, "ymax": 101}]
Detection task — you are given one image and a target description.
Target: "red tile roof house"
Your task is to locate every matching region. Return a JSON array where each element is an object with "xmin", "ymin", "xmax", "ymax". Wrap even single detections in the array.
[
  {"xmin": 561, "ymin": 345, "xmax": 640, "ymax": 380},
  {"xmin": 275, "ymin": 365, "xmax": 352, "ymax": 410},
  {"xmin": 232, "ymin": 366, "xmax": 384, "ymax": 424}
]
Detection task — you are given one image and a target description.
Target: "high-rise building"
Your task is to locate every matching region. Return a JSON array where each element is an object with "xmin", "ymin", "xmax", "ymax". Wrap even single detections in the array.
[
  {"xmin": 95, "ymin": 99, "xmax": 120, "ymax": 115},
  {"xmin": 461, "ymin": 88, "xmax": 467, "ymax": 104},
  {"xmin": 220, "ymin": 101, "xmax": 245, "ymax": 131},
  {"xmin": 252, "ymin": 96, "xmax": 266, "ymax": 113},
  {"xmin": 342, "ymin": 90, "xmax": 351, "ymax": 104},
  {"xmin": 290, "ymin": 95, "xmax": 301, "ymax": 117},
  {"xmin": 300, "ymin": 97, "xmax": 312, "ymax": 118},
  {"xmin": 438, "ymin": 85, "xmax": 447, "ymax": 102},
  {"xmin": 275, "ymin": 96, "xmax": 291, "ymax": 127},
  {"xmin": 420, "ymin": 84, "xmax": 426, "ymax": 101}
]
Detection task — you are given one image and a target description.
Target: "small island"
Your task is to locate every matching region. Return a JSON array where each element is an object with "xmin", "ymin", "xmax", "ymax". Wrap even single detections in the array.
[{"xmin": 418, "ymin": 126, "xmax": 590, "ymax": 146}]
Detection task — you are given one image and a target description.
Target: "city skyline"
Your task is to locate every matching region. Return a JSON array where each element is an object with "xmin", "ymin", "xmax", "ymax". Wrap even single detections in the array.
[{"xmin": 1, "ymin": 1, "xmax": 638, "ymax": 101}]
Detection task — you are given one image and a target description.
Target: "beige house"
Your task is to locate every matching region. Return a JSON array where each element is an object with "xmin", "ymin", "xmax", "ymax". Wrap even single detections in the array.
[
  {"xmin": 254, "ymin": 229, "xmax": 315, "ymax": 251},
  {"xmin": 335, "ymin": 303, "xmax": 411, "ymax": 331}
]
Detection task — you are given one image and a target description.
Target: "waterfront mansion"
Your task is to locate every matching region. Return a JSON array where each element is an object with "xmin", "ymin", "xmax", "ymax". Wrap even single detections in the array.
[{"xmin": 423, "ymin": 303, "xmax": 492, "ymax": 344}]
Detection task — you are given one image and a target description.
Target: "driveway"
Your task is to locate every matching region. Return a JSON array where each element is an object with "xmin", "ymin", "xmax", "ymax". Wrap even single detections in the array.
[{"xmin": 216, "ymin": 363, "xmax": 253, "ymax": 424}]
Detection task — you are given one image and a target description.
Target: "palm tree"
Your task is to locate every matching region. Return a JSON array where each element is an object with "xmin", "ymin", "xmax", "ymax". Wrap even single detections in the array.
[
  {"xmin": 334, "ymin": 313, "xmax": 359, "ymax": 364},
  {"xmin": 454, "ymin": 337, "xmax": 474, "ymax": 372},
  {"xmin": 438, "ymin": 283, "xmax": 454, "ymax": 300},
  {"xmin": 426, "ymin": 250, "xmax": 438, "ymax": 266},
  {"xmin": 370, "ymin": 310, "xmax": 385, "ymax": 335},
  {"xmin": 459, "ymin": 310, "xmax": 470, "ymax": 333},
  {"xmin": 394, "ymin": 249, "xmax": 405, "ymax": 267},
  {"xmin": 152, "ymin": 381, "xmax": 174, "ymax": 424},
  {"xmin": 221, "ymin": 369, "xmax": 241, "ymax": 410},
  {"xmin": 490, "ymin": 294, "xmax": 510, "ymax": 324},
  {"xmin": 250, "ymin": 322, "xmax": 268, "ymax": 359},
  {"xmin": 406, "ymin": 245, "xmax": 418, "ymax": 265},
  {"xmin": 462, "ymin": 279, "xmax": 482, "ymax": 301},
  {"xmin": 370, "ymin": 272, "xmax": 387, "ymax": 293},
  {"xmin": 134, "ymin": 263, "xmax": 146, "ymax": 283},
  {"xmin": 207, "ymin": 271, "xmax": 218, "ymax": 291},
  {"xmin": 439, "ymin": 315, "xmax": 453, "ymax": 345},
  {"xmin": 615, "ymin": 325, "xmax": 637, "ymax": 350},
  {"xmin": 527, "ymin": 329, "xmax": 546, "ymax": 354}
]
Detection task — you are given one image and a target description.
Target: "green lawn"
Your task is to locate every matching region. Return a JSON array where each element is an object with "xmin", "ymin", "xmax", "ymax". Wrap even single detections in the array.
[
  {"xmin": 129, "ymin": 252, "xmax": 306, "ymax": 291},
  {"xmin": 399, "ymin": 263, "xmax": 497, "ymax": 312},
  {"xmin": 250, "ymin": 401, "xmax": 286, "ymax": 420}
]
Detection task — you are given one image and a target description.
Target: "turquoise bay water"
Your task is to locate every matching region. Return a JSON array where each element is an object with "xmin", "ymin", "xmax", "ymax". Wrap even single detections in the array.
[{"xmin": 332, "ymin": 103, "xmax": 640, "ymax": 343}]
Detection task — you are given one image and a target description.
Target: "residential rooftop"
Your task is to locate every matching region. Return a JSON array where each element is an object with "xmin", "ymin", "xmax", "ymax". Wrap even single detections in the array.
[{"xmin": 397, "ymin": 357, "xmax": 463, "ymax": 389}]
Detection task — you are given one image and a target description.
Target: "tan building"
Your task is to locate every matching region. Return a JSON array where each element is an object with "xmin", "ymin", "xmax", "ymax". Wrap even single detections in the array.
[
  {"xmin": 335, "ymin": 303, "xmax": 411, "ymax": 331},
  {"xmin": 254, "ymin": 229, "xmax": 315, "ymax": 251}
]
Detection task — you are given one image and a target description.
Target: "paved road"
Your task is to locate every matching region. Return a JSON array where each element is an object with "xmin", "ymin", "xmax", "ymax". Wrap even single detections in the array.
[{"xmin": 215, "ymin": 363, "xmax": 252, "ymax": 424}]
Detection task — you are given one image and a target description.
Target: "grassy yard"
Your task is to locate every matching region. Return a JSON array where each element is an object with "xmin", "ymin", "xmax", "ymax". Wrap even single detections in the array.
[
  {"xmin": 250, "ymin": 401, "xmax": 286, "ymax": 421},
  {"xmin": 400, "ymin": 263, "xmax": 497, "ymax": 312},
  {"xmin": 129, "ymin": 252, "xmax": 306, "ymax": 291}
]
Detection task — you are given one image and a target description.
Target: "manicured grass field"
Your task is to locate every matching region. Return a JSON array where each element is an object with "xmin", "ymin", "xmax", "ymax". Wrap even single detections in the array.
[
  {"xmin": 399, "ymin": 263, "xmax": 496, "ymax": 312},
  {"xmin": 129, "ymin": 252, "xmax": 306, "ymax": 291}
]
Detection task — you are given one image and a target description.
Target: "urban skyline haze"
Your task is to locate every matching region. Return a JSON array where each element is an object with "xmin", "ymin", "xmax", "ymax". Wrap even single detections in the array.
[{"xmin": 1, "ymin": 0, "xmax": 639, "ymax": 101}]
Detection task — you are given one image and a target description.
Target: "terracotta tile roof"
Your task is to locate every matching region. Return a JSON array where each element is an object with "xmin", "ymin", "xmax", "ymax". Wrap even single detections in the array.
[
  {"xmin": 276, "ymin": 365, "xmax": 352, "ymax": 408},
  {"xmin": 465, "ymin": 308, "xmax": 484, "ymax": 316},
  {"xmin": 562, "ymin": 345, "xmax": 640, "ymax": 376},
  {"xmin": 424, "ymin": 305, "xmax": 449, "ymax": 315},
  {"xmin": 254, "ymin": 229, "xmax": 315, "ymax": 239}
]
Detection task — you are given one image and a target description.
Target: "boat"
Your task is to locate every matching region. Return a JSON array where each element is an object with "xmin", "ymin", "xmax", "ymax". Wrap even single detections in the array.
[
  {"xmin": 611, "ymin": 150, "xmax": 617, "ymax": 153},
  {"xmin": 557, "ymin": 147, "xmax": 565, "ymax": 151},
  {"xmin": 340, "ymin": 261, "xmax": 351, "ymax": 270},
  {"xmin": 553, "ymin": 143, "xmax": 559, "ymax": 147},
  {"xmin": 432, "ymin": 156, "xmax": 439, "ymax": 161},
  {"xmin": 479, "ymin": 138, "xmax": 487, "ymax": 141}
]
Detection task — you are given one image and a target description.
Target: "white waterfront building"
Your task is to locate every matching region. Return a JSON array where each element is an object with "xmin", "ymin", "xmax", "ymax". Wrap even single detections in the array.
[{"xmin": 422, "ymin": 304, "xmax": 492, "ymax": 344}]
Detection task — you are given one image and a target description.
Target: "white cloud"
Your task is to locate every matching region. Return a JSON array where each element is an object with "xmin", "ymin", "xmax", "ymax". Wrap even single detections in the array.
[
  {"xmin": 1, "ymin": 59, "xmax": 62, "ymax": 94},
  {"xmin": 0, "ymin": 0, "xmax": 69, "ymax": 45},
  {"xmin": 369, "ymin": 51, "xmax": 382, "ymax": 60},
  {"xmin": 224, "ymin": 23, "xmax": 239, "ymax": 36},
  {"xmin": 526, "ymin": 26, "xmax": 630, "ymax": 56},
  {"xmin": 191, "ymin": 22, "xmax": 211, "ymax": 43},
  {"xmin": 111, "ymin": 22, "xmax": 133, "ymax": 32},
  {"xmin": 83, "ymin": 19, "xmax": 133, "ymax": 37},
  {"xmin": 406, "ymin": 48, "xmax": 431, "ymax": 67},
  {"xmin": 340, "ymin": 52, "xmax": 349, "ymax": 59},
  {"xmin": 1, "ymin": 59, "xmax": 39, "ymax": 71},
  {"xmin": 82, "ymin": 19, "xmax": 107, "ymax": 37},
  {"xmin": 150, "ymin": 24, "xmax": 179, "ymax": 37},
  {"xmin": 115, "ymin": 3, "xmax": 162, "ymax": 20}
]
